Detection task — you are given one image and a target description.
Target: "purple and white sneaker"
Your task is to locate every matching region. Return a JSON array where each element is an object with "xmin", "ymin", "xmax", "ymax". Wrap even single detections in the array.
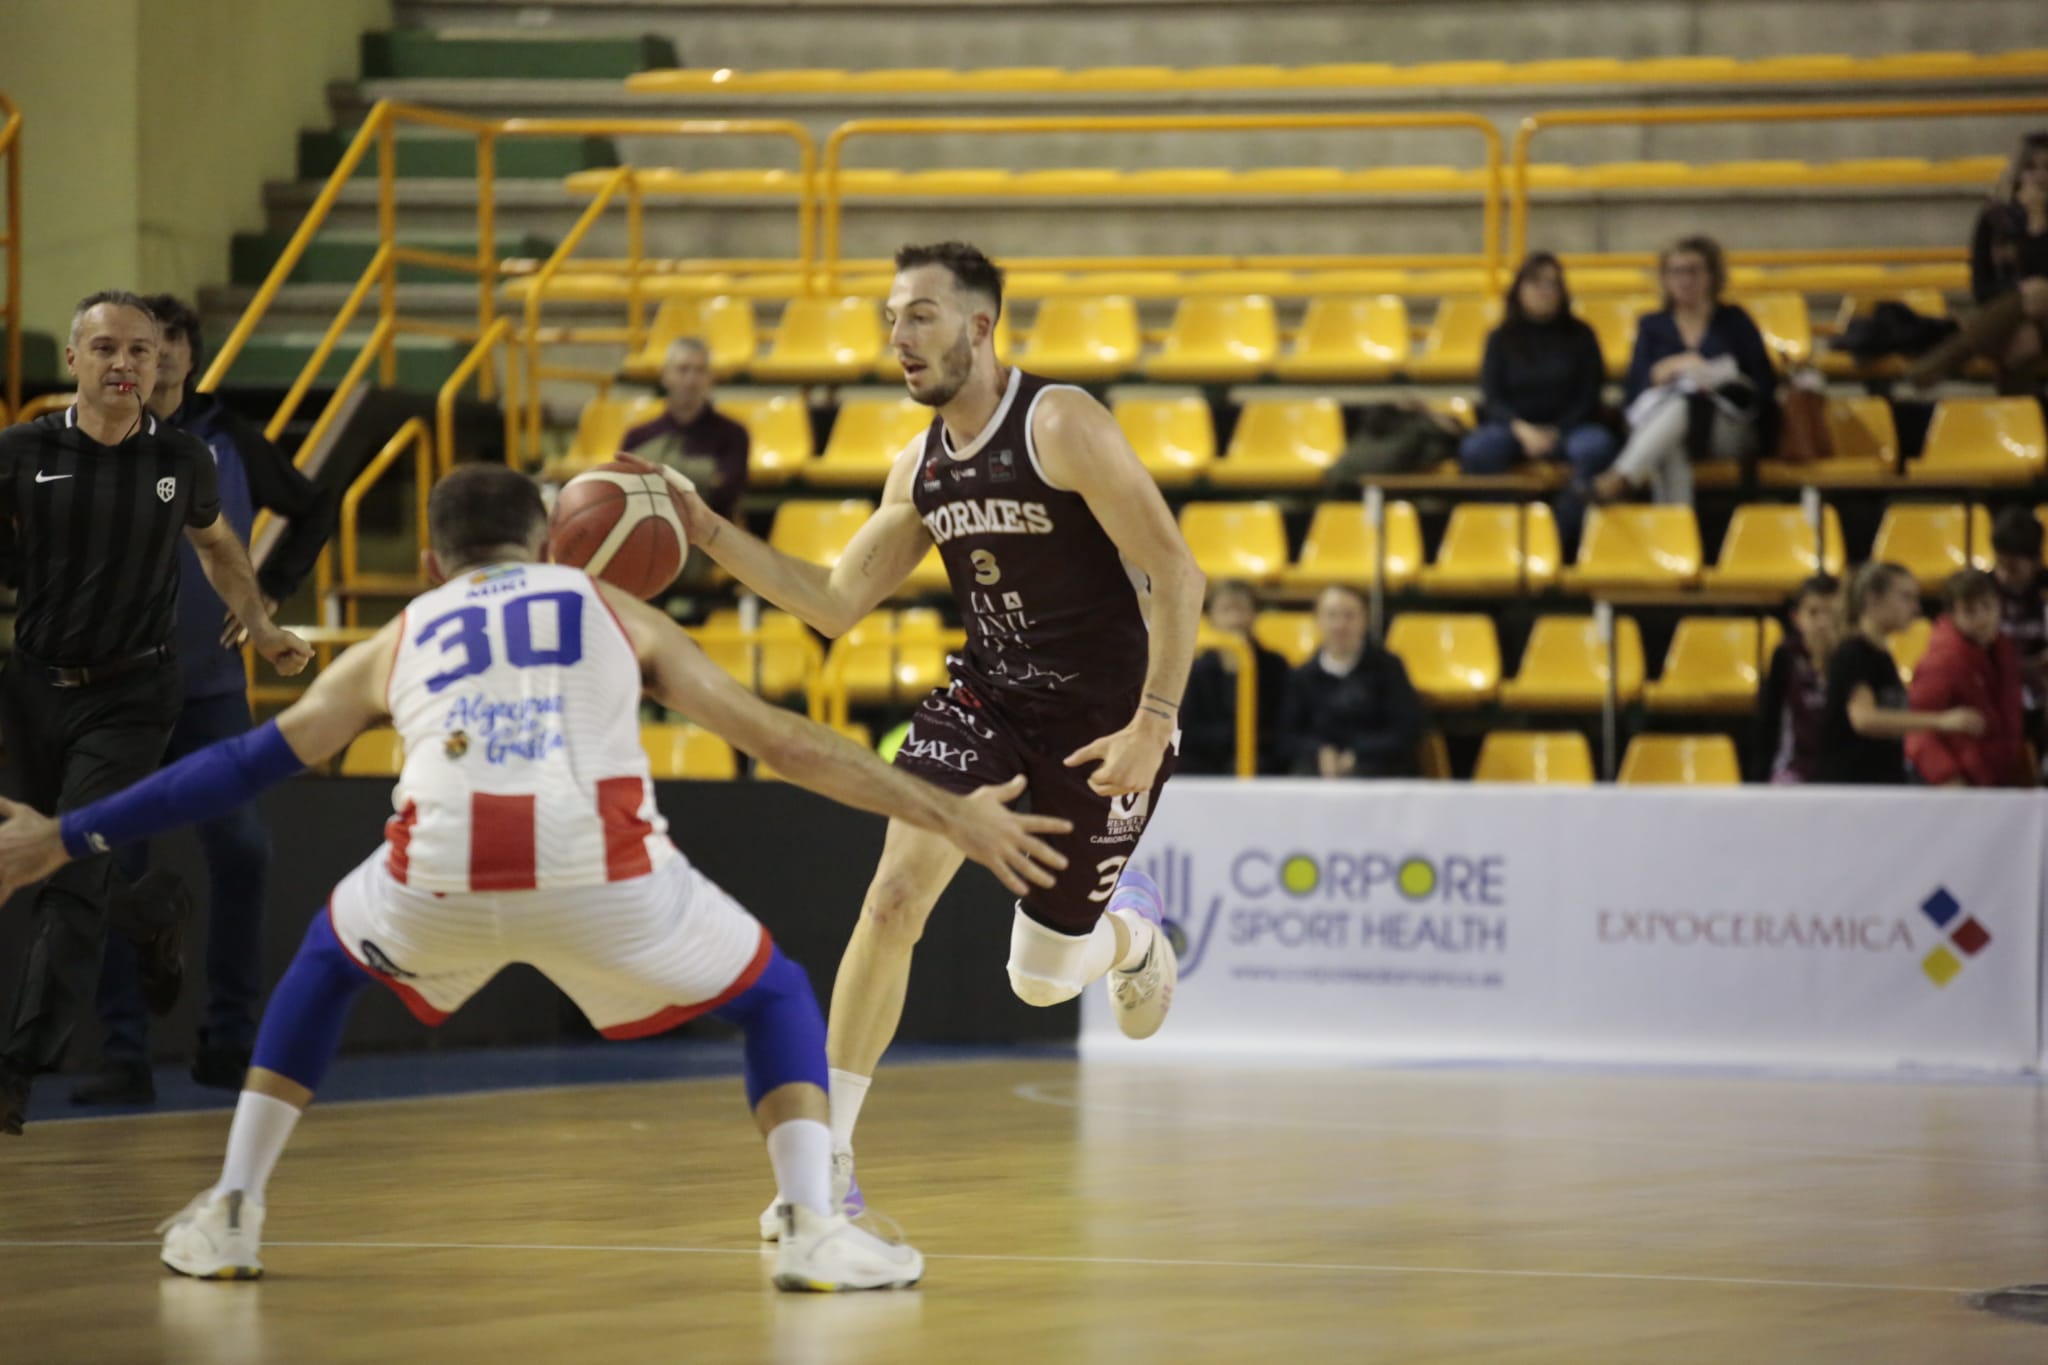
[
  {"xmin": 1106, "ymin": 869, "xmax": 1177, "ymax": 1040},
  {"xmin": 760, "ymin": 1150, "xmax": 866, "ymax": 1242}
]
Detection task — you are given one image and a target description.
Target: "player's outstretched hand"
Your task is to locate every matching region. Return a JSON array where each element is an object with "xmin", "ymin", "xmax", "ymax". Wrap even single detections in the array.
[
  {"xmin": 254, "ymin": 625, "xmax": 314, "ymax": 678},
  {"xmin": 949, "ymin": 775, "xmax": 1072, "ymax": 897},
  {"xmin": 1064, "ymin": 716, "xmax": 1172, "ymax": 798},
  {"xmin": 0, "ymin": 796, "xmax": 72, "ymax": 904}
]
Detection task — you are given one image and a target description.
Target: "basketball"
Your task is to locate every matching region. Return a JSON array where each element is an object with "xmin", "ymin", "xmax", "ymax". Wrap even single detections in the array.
[{"xmin": 548, "ymin": 461, "xmax": 690, "ymax": 600}]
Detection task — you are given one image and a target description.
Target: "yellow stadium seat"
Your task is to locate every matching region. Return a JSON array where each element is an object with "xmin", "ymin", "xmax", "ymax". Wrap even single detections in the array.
[
  {"xmin": 1498, "ymin": 614, "xmax": 1646, "ymax": 709},
  {"xmin": 1142, "ymin": 295, "xmax": 1279, "ymax": 381},
  {"xmin": 1272, "ymin": 296, "xmax": 1409, "ymax": 382},
  {"xmin": 1910, "ymin": 397, "xmax": 2048, "ymax": 485},
  {"xmin": 569, "ymin": 394, "xmax": 665, "ymax": 467},
  {"xmin": 1114, "ymin": 396, "xmax": 1216, "ymax": 487},
  {"xmin": 1281, "ymin": 501, "xmax": 1423, "ymax": 593},
  {"xmin": 1473, "ymin": 731, "xmax": 1594, "ymax": 784},
  {"xmin": 894, "ymin": 545, "xmax": 950, "ymax": 599},
  {"xmin": 624, "ymin": 295, "xmax": 757, "ymax": 380},
  {"xmin": 1870, "ymin": 504, "xmax": 1993, "ymax": 583},
  {"xmin": 810, "ymin": 398, "xmax": 931, "ymax": 488},
  {"xmin": 1618, "ymin": 734, "xmax": 1741, "ymax": 786},
  {"xmin": 339, "ymin": 729, "xmax": 405, "ymax": 777},
  {"xmin": 1416, "ymin": 729, "xmax": 1452, "ymax": 780},
  {"xmin": 1384, "ymin": 614, "xmax": 1501, "ymax": 708},
  {"xmin": 1015, "ymin": 296, "xmax": 1141, "ymax": 382},
  {"xmin": 1252, "ymin": 610, "xmax": 1317, "ymax": 666},
  {"xmin": 1180, "ymin": 502, "xmax": 1288, "ymax": 584},
  {"xmin": 1643, "ymin": 617, "xmax": 1783, "ymax": 713},
  {"xmin": 892, "ymin": 607, "xmax": 951, "ymax": 697},
  {"xmin": 1575, "ymin": 295, "xmax": 1655, "ymax": 375},
  {"xmin": 1559, "ymin": 506, "xmax": 1702, "ymax": 592},
  {"xmin": 1701, "ymin": 504, "xmax": 1846, "ymax": 591},
  {"xmin": 768, "ymin": 499, "xmax": 874, "ymax": 567},
  {"xmin": 1731, "ymin": 293, "xmax": 1812, "ymax": 365},
  {"xmin": 1890, "ymin": 616, "xmax": 1933, "ymax": 684},
  {"xmin": 749, "ymin": 296, "xmax": 883, "ymax": 383},
  {"xmin": 699, "ymin": 609, "xmax": 815, "ymax": 700},
  {"xmin": 829, "ymin": 610, "xmax": 951, "ymax": 706},
  {"xmin": 1761, "ymin": 394, "xmax": 1900, "ymax": 487},
  {"xmin": 1209, "ymin": 397, "xmax": 1344, "ymax": 489},
  {"xmin": 1408, "ymin": 296, "xmax": 1503, "ymax": 381},
  {"xmin": 716, "ymin": 395, "xmax": 815, "ymax": 488},
  {"xmin": 1419, "ymin": 502, "xmax": 1561, "ymax": 595},
  {"xmin": 640, "ymin": 724, "xmax": 737, "ymax": 780}
]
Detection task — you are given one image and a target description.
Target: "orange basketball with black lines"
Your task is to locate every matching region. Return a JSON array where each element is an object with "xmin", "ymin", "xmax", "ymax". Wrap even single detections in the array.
[{"xmin": 548, "ymin": 462, "xmax": 690, "ymax": 600}]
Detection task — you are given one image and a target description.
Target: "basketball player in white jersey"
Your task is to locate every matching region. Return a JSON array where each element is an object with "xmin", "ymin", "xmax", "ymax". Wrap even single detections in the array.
[
  {"xmin": 0, "ymin": 465, "xmax": 1072, "ymax": 1292},
  {"xmin": 657, "ymin": 242, "xmax": 1206, "ymax": 1233}
]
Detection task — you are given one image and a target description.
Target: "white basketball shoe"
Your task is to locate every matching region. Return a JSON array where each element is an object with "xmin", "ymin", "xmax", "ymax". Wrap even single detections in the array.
[
  {"xmin": 760, "ymin": 1148, "xmax": 862, "ymax": 1241},
  {"xmin": 771, "ymin": 1203, "xmax": 923, "ymax": 1292},
  {"xmin": 158, "ymin": 1188, "xmax": 265, "ymax": 1280},
  {"xmin": 1107, "ymin": 868, "xmax": 1178, "ymax": 1039}
]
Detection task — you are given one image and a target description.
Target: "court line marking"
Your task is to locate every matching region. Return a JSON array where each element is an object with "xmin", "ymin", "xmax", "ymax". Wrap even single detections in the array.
[
  {"xmin": 0, "ymin": 1239, "xmax": 1973, "ymax": 1296},
  {"xmin": 1011, "ymin": 1082, "xmax": 2048, "ymax": 1173}
]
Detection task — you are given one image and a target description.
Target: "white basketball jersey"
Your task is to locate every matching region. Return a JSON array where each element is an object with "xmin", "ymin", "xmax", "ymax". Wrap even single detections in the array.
[{"xmin": 380, "ymin": 562, "xmax": 676, "ymax": 893}]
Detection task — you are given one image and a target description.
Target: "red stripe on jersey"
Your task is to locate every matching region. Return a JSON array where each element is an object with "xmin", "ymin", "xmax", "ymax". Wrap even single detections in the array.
[
  {"xmin": 597, "ymin": 775, "xmax": 655, "ymax": 882},
  {"xmin": 384, "ymin": 800, "xmax": 418, "ymax": 884},
  {"xmin": 324, "ymin": 905, "xmax": 450, "ymax": 1027},
  {"xmin": 470, "ymin": 793, "xmax": 538, "ymax": 891},
  {"xmin": 599, "ymin": 927, "xmax": 775, "ymax": 1041}
]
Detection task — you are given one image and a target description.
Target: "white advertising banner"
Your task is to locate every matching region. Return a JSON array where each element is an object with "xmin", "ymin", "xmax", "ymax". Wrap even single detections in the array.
[{"xmin": 1082, "ymin": 779, "xmax": 2045, "ymax": 1072}]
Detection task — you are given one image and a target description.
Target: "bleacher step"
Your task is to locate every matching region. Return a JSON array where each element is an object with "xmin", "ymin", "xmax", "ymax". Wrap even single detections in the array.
[
  {"xmin": 224, "ymin": 335, "xmax": 466, "ymax": 391},
  {"xmin": 298, "ymin": 129, "xmax": 618, "ymax": 181},
  {"xmin": 230, "ymin": 232, "xmax": 555, "ymax": 286},
  {"xmin": 360, "ymin": 30, "xmax": 676, "ymax": 81}
]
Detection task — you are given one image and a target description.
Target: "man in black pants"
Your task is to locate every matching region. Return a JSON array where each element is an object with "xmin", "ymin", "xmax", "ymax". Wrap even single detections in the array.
[
  {"xmin": 0, "ymin": 291, "xmax": 311, "ymax": 1135},
  {"xmin": 69, "ymin": 294, "xmax": 338, "ymax": 1107}
]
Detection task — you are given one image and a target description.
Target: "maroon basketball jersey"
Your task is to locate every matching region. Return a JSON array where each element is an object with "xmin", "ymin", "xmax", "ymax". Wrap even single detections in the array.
[{"xmin": 910, "ymin": 368, "xmax": 1150, "ymax": 707}]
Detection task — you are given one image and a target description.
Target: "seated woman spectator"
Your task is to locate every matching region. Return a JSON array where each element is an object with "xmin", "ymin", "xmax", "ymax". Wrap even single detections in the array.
[
  {"xmin": 1907, "ymin": 131, "xmax": 2048, "ymax": 393},
  {"xmin": 1754, "ymin": 573, "xmax": 1840, "ymax": 784},
  {"xmin": 1275, "ymin": 585, "xmax": 1425, "ymax": 779},
  {"xmin": 1592, "ymin": 236, "xmax": 1777, "ymax": 507},
  {"xmin": 1906, "ymin": 570, "xmax": 2032, "ymax": 787},
  {"xmin": 1179, "ymin": 579, "xmax": 1291, "ymax": 775},
  {"xmin": 1818, "ymin": 562, "xmax": 1982, "ymax": 784},
  {"xmin": 1457, "ymin": 252, "xmax": 1617, "ymax": 541}
]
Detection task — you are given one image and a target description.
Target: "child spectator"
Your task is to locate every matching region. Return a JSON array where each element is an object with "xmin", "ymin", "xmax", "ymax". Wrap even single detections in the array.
[
  {"xmin": 1906, "ymin": 570, "xmax": 2032, "ymax": 787},
  {"xmin": 1275, "ymin": 585, "xmax": 1425, "ymax": 779},
  {"xmin": 1818, "ymin": 563, "xmax": 1983, "ymax": 784},
  {"xmin": 1907, "ymin": 131, "xmax": 2048, "ymax": 392},
  {"xmin": 1180, "ymin": 579, "xmax": 1291, "ymax": 775},
  {"xmin": 1754, "ymin": 573, "xmax": 1840, "ymax": 784},
  {"xmin": 1989, "ymin": 505, "xmax": 2048, "ymax": 762}
]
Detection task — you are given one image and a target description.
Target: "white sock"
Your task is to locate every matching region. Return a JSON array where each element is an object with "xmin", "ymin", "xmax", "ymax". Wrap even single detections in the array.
[
  {"xmin": 766, "ymin": 1118, "xmax": 834, "ymax": 1217},
  {"xmin": 827, "ymin": 1068, "xmax": 870, "ymax": 1153},
  {"xmin": 1109, "ymin": 907, "xmax": 1156, "ymax": 972},
  {"xmin": 215, "ymin": 1091, "xmax": 302, "ymax": 1205}
]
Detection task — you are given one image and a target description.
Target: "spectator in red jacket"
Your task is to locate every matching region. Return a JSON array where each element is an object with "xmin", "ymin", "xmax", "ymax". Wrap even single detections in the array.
[{"xmin": 1906, "ymin": 570, "xmax": 2032, "ymax": 787}]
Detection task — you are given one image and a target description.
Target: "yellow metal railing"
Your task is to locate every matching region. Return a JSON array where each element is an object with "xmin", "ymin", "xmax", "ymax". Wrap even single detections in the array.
[
  {"xmin": 336, "ymin": 417, "xmax": 434, "ymax": 626},
  {"xmin": 0, "ymin": 92, "xmax": 20, "ymax": 416},
  {"xmin": 436, "ymin": 316, "xmax": 525, "ymax": 477}
]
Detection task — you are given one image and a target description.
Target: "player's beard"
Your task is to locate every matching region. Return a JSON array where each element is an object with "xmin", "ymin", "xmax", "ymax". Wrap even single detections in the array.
[{"xmin": 911, "ymin": 325, "xmax": 975, "ymax": 408}]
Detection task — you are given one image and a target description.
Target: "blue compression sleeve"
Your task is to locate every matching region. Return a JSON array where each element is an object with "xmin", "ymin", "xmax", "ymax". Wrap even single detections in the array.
[
  {"xmin": 60, "ymin": 719, "xmax": 304, "ymax": 859},
  {"xmin": 251, "ymin": 910, "xmax": 369, "ymax": 1092},
  {"xmin": 710, "ymin": 947, "xmax": 829, "ymax": 1109}
]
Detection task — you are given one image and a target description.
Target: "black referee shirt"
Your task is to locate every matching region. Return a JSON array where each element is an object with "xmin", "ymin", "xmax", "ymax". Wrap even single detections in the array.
[{"xmin": 0, "ymin": 406, "xmax": 221, "ymax": 666}]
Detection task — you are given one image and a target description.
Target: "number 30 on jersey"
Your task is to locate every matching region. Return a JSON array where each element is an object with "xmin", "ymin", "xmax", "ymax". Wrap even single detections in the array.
[{"xmin": 416, "ymin": 590, "xmax": 585, "ymax": 693}]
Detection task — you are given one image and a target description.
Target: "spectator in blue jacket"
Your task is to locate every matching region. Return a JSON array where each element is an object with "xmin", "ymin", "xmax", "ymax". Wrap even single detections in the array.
[
  {"xmin": 72, "ymin": 295, "xmax": 338, "ymax": 1107},
  {"xmin": 1593, "ymin": 236, "xmax": 1778, "ymax": 507},
  {"xmin": 1458, "ymin": 252, "xmax": 1617, "ymax": 540}
]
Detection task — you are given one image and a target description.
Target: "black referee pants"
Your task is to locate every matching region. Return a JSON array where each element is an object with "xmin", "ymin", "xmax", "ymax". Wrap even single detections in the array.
[{"xmin": 0, "ymin": 658, "xmax": 178, "ymax": 1074}]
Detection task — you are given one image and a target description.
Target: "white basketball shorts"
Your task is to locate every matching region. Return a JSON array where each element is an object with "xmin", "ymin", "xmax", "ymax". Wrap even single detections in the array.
[{"xmin": 326, "ymin": 848, "xmax": 772, "ymax": 1038}]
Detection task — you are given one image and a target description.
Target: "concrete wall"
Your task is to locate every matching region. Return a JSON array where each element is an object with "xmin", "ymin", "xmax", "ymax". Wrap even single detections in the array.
[{"xmin": 0, "ymin": 0, "xmax": 388, "ymax": 345}]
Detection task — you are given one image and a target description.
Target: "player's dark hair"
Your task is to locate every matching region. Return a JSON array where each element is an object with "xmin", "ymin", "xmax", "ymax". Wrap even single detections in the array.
[
  {"xmin": 1943, "ymin": 568, "xmax": 2000, "ymax": 614},
  {"xmin": 429, "ymin": 464, "xmax": 548, "ymax": 567},
  {"xmin": 1789, "ymin": 572, "xmax": 1840, "ymax": 612},
  {"xmin": 1991, "ymin": 504, "xmax": 2045, "ymax": 560},
  {"xmin": 894, "ymin": 241, "xmax": 1005, "ymax": 320},
  {"xmin": 140, "ymin": 293, "xmax": 205, "ymax": 377}
]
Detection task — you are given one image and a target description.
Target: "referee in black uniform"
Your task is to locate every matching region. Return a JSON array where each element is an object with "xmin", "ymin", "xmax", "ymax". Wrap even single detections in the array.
[{"xmin": 0, "ymin": 291, "xmax": 311, "ymax": 1135}]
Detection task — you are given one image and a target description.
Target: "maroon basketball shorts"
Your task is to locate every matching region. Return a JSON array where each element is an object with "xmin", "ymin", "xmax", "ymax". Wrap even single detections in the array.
[{"xmin": 891, "ymin": 680, "xmax": 1176, "ymax": 934}]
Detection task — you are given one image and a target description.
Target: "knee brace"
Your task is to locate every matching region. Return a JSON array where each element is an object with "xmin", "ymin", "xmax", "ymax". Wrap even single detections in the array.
[
  {"xmin": 1005, "ymin": 910, "xmax": 1104, "ymax": 1008},
  {"xmin": 250, "ymin": 910, "xmax": 369, "ymax": 1092},
  {"xmin": 710, "ymin": 946, "xmax": 828, "ymax": 1109}
]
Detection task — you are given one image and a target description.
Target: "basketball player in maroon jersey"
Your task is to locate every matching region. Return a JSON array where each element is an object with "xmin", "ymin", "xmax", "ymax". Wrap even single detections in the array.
[{"xmin": 664, "ymin": 242, "xmax": 1204, "ymax": 1230}]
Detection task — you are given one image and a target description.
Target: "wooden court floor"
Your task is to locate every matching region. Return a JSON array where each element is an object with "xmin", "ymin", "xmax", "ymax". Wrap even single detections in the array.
[{"xmin": 8, "ymin": 1057, "xmax": 2048, "ymax": 1363}]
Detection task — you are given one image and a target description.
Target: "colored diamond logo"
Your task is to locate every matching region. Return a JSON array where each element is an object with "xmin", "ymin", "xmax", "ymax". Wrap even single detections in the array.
[
  {"xmin": 1923, "ymin": 946, "xmax": 1963, "ymax": 987},
  {"xmin": 1920, "ymin": 888, "xmax": 1961, "ymax": 929},
  {"xmin": 1951, "ymin": 918, "xmax": 1993, "ymax": 957}
]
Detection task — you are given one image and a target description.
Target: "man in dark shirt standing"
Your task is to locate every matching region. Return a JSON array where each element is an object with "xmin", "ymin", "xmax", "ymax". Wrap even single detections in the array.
[
  {"xmin": 1275, "ymin": 584, "xmax": 1425, "ymax": 778},
  {"xmin": 621, "ymin": 337, "xmax": 750, "ymax": 521},
  {"xmin": 70, "ymin": 295, "xmax": 338, "ymax": 1107},
  {"xmin": 0, "ymin": 291, "xmax": 310, "ymax": 1135}
]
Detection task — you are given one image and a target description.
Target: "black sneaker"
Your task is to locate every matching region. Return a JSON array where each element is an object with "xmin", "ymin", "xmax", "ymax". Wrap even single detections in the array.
[
  {"xmin": 115, "ymin": 871, "xmax": 194, "ymax": 1018},
  {"xmin": 69, "ymin": 1062, "xmax": 155, "ymax": 1107},
  {"xmin": 0, "ymin": 1061, "xmax": 28, "ymax": 1136},
  {"xmin": 189, "ymin": 1046, "xmax": 250, "ymax": 1092}
]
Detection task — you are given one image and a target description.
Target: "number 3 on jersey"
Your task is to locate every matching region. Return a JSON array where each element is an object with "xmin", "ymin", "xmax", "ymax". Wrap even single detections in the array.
[{"xmin": 417, "ymin": 590, "xmax": 585, "ymax": 692}]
